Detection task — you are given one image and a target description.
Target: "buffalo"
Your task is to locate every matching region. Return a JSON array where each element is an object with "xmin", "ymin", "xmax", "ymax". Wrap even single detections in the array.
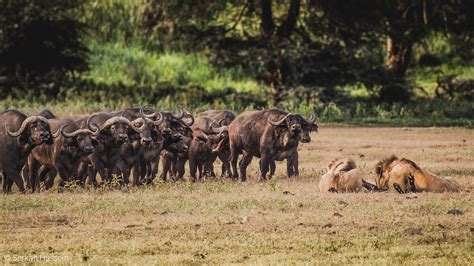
[
  {"xmin": 228, "ymin": 109, "xmax": 317, "ymax": 181},
  {"xmin": 159, "ymin": 137, "xmax": 190, "ymax": 181},
  {"xmin": 0, "ymin": 110, "xmax": 53, "ymax": 193},
  {"xmin": 110, "ymin": 108, "xmax": 164, "ymax": 185},
  {"xmin": 195, "ymin": 110, "xmax": 235, "ymax": 178},
  {"xmin": 142, "ymin": 110, "xmax": 194, "ymax": 184},
  {"xmin": 76, "ymin": 113, "xmax": 146, "ymax": 185},
  {"xmin": 26, "ymin": 116, "xmax": 99, "ymax": 191},
  {"xmin": 159, "ymin": 112, "xmax": 229, "ymax": 182}
]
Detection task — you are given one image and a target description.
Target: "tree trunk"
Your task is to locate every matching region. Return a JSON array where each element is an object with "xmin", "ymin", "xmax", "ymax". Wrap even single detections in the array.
[
  {"xmin": 259, "ymin": 0, "xmax": 301, "ymax": 104},
  {"xmin": 386, "ymin": 35, "xmax": 412, "ymax": 77}
]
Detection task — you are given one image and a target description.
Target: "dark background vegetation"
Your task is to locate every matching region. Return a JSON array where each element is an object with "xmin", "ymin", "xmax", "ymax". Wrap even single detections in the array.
[{"xmin": 0, "ymin": 0, "xmax": 473, "ymax": 126}]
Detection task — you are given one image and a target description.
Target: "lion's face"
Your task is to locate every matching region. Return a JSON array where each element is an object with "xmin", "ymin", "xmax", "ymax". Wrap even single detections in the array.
[
  {"xmin": 374, "ymin": 155, "xmax": 399, "ymax": 189},
  {"xmin": 375, "ymin": 163, "xmax": 390, "ymax": 189}
]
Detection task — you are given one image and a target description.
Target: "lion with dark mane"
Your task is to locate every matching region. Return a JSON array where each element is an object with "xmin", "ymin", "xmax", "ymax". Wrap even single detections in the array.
[{"xmin": 375, "ymin": 155, "xmax": 461, "ymax": 193}]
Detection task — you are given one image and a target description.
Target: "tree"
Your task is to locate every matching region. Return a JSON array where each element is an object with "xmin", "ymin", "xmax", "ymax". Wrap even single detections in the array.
[
  {"xmin": 317, "ymin": 0, "xmax": 473, "ymax": 101},
  {"xmin": 258, "ymin": 0, "xmax": 301, "ymax": 102},
  {"xmin": 0, "ymin": 0, "xmax": 88, "ymax": 97}
]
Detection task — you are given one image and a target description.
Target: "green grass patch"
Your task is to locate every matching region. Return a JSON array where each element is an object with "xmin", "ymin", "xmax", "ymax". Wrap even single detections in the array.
[{"xmin": 84, "ymin": 41, "xmax": 263, "ymax": 94}]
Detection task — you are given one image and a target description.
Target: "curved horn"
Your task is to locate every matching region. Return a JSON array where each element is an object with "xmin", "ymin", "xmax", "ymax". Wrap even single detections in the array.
[
  {"xmin": 172, "ymin": 110, "xmax": 185, "ymax": 120},
  {"xmin": 140, "ymin": 108, "xmax": 163, "ymax": 126},
  {"xmin": 152, "ymin": 112, "xmax": 163, "ymax": 126},
  {"xmin": 218, "ymin": 118, "xmax": 226, "ymax": 126},
  {"xmin": 131, "ymin": 117, "xmax": 148, "ymax": 132},
  {"xmin": 6, "ymin": 116, "xmax": 49, "ymax": 137},
  {"xmin": 181, "ymin": 110, "xmax": 194, "ymax": 127},
  {"xmin": 101, "ymin": 117, "xmax": 146, "ymax": 133},
  {"xmin": 305, "ymin": 112, "xmax": 317, "ymax": 124},
  {"xmin": 140, "ymin": 107, "xmax": 157, "ymax": 118},
  {"xmin": 52, "ymin": 127, "xmax": 61, "ymax": 138},
  {"xmin": 210, "ymin": 123, "xmax": 228, "ymax": 134},
  {"xmin": 86, "ymin": 114, "xmax": 99, "ymax": 132},
  {"xmin": 210, "ymin": 120, "xmax": 220, "ymax": 128},
  {"xmin": 268, "ymin": 113, "xmax": 292, "ymax": 126},
  {"xmin": 60, "ymin": 125, "xmax": 99, "ymax": 138}
]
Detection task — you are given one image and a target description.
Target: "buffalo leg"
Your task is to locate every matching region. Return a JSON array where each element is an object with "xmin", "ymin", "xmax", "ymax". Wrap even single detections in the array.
[
  {"xmin": 259, "ymin": 153, "xmax": 273, "ymax": 181},
  {"xmin": 160, "ymin": 157, "xmax": 172, "ymax": 182},
  {"xmin": 56, "ymin": 165, "xmax": 72, "ymax": 188},
  {"xmin": 189, "ymin": 157, "xmax": 198, "ymax": 182},
  {"xmin": 287, "ymin": 152, "xmax": 299, "ymax": 177},
  {"xmin": 146, "ymin": 161, "xmax": 159, "ymax": 184},
  {"xmin": 115, "ymin": 160, "xmax": 130, "ymax": 185},
  {"xmin": 5, "ymin": 168, "xmax": 25, "ymax": 193},
  {"xmin": 22, "ymin": 164, "xmax": 30, "ymax": 189},
  {"xmin": 238, "ymin": 153, "xmax": 253, "ymax": 182},
  {"xmin": 203, "ymin": 154, "xmax": 217, "ymax": 178},
  {"xmin": 93, "ymin": 160, "xmax": 108, "ymax": 184},
  {"xmin": 27, "ymin": 158, "xmax": 40, "ymax": 193},
  {"xmin": 148, "ymin": 161, "xmax": 159, "ymax": 183},
  {"xmin": 218, "ymin": 150, "xmax": 231, "ymax": 178},
  {"xmin": 198, "ymin": 163, "xmax": 203, "ymax": 181},
  {"xmin": 43, "ymin": 167, "xmax": 57, "ymax": 190},
  {"xmin": 269, "ymin": 160, "xmax": 276, "ymax": 177},
  {"xmin": 131, "ymin": 163, "xmax": 141, "ymax": 186},
  {"xmin": 229, "ymin": 142, "xmax": 240, "ymax": 180},
  {"xmin": 175, "ymin": 158, "xmax": 186, "ymax": 180}
]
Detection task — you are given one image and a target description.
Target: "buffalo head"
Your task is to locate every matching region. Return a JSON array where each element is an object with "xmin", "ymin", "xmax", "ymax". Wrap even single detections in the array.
[
  {"xmin": 268, "ymin": 112, "xmax": 317, "ymax": 143},
  {"xmin": 195, "ymin": 131, "xmax": 227, "ymax": 153},
  {"xmin": 6, "ymin": 116, "xmax": 53, "ymax": 145},
  {"xmin": 88, "ymin": 115, "xmax": 146, "ymax": 144},
  {"xmin": 132, "ymin": 107, "xmax": 164, "ymax": 145},
  {"xmin": 56, "ymin": 124, "xmax": 99, "ymax": 155}
]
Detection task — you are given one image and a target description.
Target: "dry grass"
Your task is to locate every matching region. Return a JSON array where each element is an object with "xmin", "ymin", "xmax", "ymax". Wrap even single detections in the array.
[{"xmin": 1, "ymin": 126, "xmax": 473, "ymax": 264}]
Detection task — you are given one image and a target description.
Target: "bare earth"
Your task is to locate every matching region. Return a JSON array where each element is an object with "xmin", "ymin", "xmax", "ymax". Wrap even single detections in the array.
[{"xmin": 1, "ymin": 126, "xmax": 473, "ymax": 264}]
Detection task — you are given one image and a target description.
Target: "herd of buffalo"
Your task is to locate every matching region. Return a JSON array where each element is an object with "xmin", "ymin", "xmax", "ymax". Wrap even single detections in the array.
[{"xmin": 0, "ymin": 108, "xmax": 462, "ymax": 194}]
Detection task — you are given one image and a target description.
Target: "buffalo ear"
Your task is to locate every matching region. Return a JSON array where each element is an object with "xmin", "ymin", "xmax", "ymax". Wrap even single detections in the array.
[
  {"xmin": 18, "ymin": 131, "xmax": 30, "ymax": 145},
  {"xmin": 307, "ymin": 124, "xmax": 318, "ymax": 132}
]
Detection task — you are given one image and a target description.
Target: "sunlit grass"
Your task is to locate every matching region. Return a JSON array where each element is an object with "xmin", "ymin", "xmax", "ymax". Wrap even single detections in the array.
[{"xmin": 84, "ymin": 42, "xmax": 263, "ymax": 93}]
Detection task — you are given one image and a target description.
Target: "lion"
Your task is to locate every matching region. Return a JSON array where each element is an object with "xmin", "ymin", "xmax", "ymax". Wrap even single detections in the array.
[
  {"xmin": 319, "ymin": 158, "xmax": 378, "ymax": 193},
  {"xmin": 374, "ymin": 155, "xmax": 461, "ymax": 193}
]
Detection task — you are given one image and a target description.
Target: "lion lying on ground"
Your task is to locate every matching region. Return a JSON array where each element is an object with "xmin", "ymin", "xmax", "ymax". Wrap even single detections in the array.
[
  {"xmin": 319, "ymin": 158, "xmax": 378, "ymax": 193},
  {"xmin": 375, "ymin": 155, "xmax": 461, "ymax": 193}
]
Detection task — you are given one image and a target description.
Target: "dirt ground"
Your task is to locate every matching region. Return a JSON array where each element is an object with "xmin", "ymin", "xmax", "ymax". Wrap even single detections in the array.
[{"xmin": 0, "ymin": 126, "xmax": 473, "ymax": 264}]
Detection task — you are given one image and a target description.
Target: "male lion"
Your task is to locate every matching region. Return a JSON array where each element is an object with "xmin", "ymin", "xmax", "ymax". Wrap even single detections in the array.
[
  {"xmin": 375, "ymin": 155, "xmax": 461, "ymax": 193},
  {"xmin": 319, "ymin": 158, "xmax": 377, "ymax": 193}
]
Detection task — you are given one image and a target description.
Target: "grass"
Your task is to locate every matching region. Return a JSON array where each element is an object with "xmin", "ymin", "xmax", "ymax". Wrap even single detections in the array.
[
  {"xmin": 1, "ymin": 126, "xmax": 473, "ymax": 264},
  {"xmin": 84, "ymin": 41, "xmax": 263, "ymax": 93},
  {"xmin": 1, "ymin": 94, "xmax": 473, "ymax": 128}
]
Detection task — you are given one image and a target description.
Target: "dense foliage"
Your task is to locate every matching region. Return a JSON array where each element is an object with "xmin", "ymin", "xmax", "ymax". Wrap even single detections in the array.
[
  {"xmin": 0, "ymin": 0, "xmax": 472, "ymax": 122},
  {"xmin": 0, "ymin": 0, "xmax": 88, "ymax": 97}
]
